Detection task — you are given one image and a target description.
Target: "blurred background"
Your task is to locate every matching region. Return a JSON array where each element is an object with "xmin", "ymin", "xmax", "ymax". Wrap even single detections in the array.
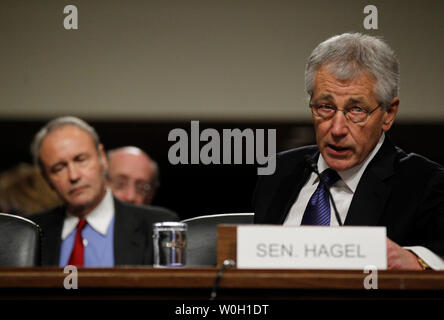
[{"xmin": 1, "ymin": 0, "xmax": 443, "ymax": 219}]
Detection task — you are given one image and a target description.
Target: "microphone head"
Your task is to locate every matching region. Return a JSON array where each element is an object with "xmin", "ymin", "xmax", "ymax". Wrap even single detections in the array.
[{"xmin": 304, "ymin": 155, "xmax": 319, "ymax": 173}]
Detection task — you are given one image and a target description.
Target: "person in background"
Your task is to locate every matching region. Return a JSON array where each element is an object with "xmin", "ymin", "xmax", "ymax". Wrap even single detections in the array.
[
  {"xmin": 0, "ymin": 163, "xmax": 61, "ymax": 216},
  {"xmin": 106, "ymin": 146, "xmax": 159, "ymax": 205},
  {"xmin": 253, "ymin": 33, "xmax": 444, "ymax": 270},
  {"xmin": 30, "ymin": 116, "xmax": 178, "ymax": 267}
]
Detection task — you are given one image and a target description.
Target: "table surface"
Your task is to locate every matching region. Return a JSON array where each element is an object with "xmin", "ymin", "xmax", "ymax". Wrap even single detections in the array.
[{"xmin": 1, "ymin": 267, "xmax": 444, "ymax": 290}]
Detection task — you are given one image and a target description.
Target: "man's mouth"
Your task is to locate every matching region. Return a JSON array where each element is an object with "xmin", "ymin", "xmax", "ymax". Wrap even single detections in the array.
[
  {"xmin": 327, "ymin": 144, "xmax": 351, "ymax": 156},
  {"xmin": 69, "ymin": 185, "xmax": 88, "ymax": 195},
  {"xmin": 328, "ymin": 144, "xmax": 349, "ymax": 152}
]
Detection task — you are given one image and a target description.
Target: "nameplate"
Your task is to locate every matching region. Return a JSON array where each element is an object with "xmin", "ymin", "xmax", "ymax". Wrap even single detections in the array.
[{"xmin": 237, "ymin": 226, "xmax": 387, "ymax": 270}]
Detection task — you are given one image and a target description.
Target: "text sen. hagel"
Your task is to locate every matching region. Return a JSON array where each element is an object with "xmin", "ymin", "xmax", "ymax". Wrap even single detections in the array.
[
  {"xmin": 256, "ymin": 243, "xmax": 367, "ymax": 258},
  {"xmin": 168, "ymin": 121, "xmax": 276, "ymax": 175}
]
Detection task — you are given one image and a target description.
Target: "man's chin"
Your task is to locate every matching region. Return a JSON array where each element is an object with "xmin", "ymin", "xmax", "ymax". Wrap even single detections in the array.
[
  {"xmin": 324, "ymin": 157, "xmax": 356, "ymax": 172},
  {"xmin": 66, "ymin": 196, "xmax": 94, "ymax": 212},
  {"xmin": 68, "ymin": 200, "xmax": 91, "ymax": 210}
]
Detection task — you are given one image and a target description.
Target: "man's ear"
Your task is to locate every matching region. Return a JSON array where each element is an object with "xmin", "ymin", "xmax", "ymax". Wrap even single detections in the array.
[{"xmin": 382, "ymin": 97, "xmax": 399, "ymax": 132}]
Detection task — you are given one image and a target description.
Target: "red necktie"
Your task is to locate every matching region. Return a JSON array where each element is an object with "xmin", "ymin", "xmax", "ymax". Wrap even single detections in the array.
[{"xmin": 67, "ymin": 219, "xmax": 87, "ymax": 267}]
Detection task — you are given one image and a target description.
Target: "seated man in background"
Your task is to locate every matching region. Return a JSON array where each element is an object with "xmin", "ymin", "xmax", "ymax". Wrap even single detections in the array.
[
  {"xmin": 30, "ymin": 116, "xmax": 178, "ymax": 267},
  {"xmin": 253, "ymin": 33, "xmax": 444, "ymax": 270},
  {"xmin": 106, "ymin": 146, "xmax": 159, "ymax": 205}
]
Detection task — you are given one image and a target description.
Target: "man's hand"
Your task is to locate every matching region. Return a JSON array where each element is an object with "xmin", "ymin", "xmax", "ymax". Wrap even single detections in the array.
[{"xmin": 386, "ymin": 238, "xmax": 423, "ymax": 270}]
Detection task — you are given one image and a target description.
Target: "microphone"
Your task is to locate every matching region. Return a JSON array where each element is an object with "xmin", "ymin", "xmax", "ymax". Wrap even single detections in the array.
[{"xmin": 304, "ymin": 155, "xmax": 343, "ymax": 226}]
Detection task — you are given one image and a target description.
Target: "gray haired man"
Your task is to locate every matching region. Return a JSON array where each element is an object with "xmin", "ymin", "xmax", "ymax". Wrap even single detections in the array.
[{"xmin": 253, "ymin": 33, "xmax": 444, "ymax": 270}]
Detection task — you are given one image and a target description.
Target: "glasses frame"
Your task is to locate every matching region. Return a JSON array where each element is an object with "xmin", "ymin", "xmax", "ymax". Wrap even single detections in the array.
[
  {"xmin": 108, "ymin": 177, "xmax": 152, "ymax": 197},
  {"xmin": 309, "ymin": 102, "xmax": 383, "ymax": 123}
]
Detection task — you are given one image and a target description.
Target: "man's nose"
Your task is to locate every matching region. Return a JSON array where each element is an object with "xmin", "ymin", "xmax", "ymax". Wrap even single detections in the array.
[
  {"xmin": 122, "ymin": 185, "xmax": 137, "ymax": 204},
  {"xmin": 67, "ymin": 163, "xmax": 80, "ymax": 183},
  {"xmin": 330, "ymin": 111, "xmax": 349, "ymax": 137}
]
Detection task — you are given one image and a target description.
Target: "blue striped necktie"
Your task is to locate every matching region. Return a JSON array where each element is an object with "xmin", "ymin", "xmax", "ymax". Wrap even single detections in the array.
[{"xmin": 301, "ymin": 168, "xmax": 340, "ymax": 226}]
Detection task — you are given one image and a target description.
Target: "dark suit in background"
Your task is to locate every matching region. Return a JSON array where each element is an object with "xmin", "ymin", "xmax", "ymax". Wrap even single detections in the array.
[
  {"xmin": 31, "ymin": 198, "xmax": 179, "ymax": 266},
  {"xmin": 253, "ymin": 137, "xmax": 444, "ymax": 256}
]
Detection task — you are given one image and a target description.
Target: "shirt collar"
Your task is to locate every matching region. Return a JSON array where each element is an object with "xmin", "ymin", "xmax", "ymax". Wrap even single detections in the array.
[
  {"xmin": 317, "ymin": 132, "xmax": 385, "ymax": 193},
  {"xmin": 61, "ymin": 188, "xmax": 115, "ymax": 240}
]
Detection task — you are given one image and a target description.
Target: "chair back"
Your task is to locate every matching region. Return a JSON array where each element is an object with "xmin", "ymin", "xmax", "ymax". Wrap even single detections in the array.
[
  {"xmin": 0, "ymin": 213, "xmax": 42, "ymax": 266},
  {"xmin": 181, "ymin": 213, "xmax": 254, "ymax": 266}
]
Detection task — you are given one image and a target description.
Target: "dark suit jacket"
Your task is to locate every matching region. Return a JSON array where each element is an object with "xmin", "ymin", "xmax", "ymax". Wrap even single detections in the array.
[
  {"xmin": 30, "ymin": 197, "xmax": 179, "ymax": 266},
  {"xmin": 253, "ymin": 137, "xmax": 444, "ymax": 256}
]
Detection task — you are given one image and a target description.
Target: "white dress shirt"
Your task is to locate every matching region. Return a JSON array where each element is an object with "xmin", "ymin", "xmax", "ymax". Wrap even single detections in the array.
[
  {"xmin": 59, "ymin": 188, "xmax": 116, "ymax": 267},
  {"xmin": 62, "ymin": 188, "xmax": 115, "ymax": 240},
  {"xmin": 284, "ymin": 133, "xmax": 444, "ymax": 270}
]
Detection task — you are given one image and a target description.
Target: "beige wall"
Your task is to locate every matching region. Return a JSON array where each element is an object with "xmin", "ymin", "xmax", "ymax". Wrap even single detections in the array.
[{"xmin": 1, "ymin": 0, "xmax": 443, "ymax": 121}]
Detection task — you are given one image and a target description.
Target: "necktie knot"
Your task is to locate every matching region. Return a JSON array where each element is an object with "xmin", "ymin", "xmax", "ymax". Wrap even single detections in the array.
[
  {"xmin": 300, "ymin": 168, "xmax": 340, "ymax": 226},
  {"xmin": 320, "ymin": 168, "xmax": 340, "ymax": 187},
  {"xmin": 77, "ymin": 219, "xmax": 87, "ymax": 231}
]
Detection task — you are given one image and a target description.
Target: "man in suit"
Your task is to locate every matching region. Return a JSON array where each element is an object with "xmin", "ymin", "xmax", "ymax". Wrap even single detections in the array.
[
  {"xmin": 253, "ymin": 33, "xmax": 444, "ymax": 270},
  {"xmin": 106, "ymin": 146, "xmax": 160, "ymax": 205},
  {"xmin": 30, "ymin": 116, "xmax": 178, "ymax": 266}
]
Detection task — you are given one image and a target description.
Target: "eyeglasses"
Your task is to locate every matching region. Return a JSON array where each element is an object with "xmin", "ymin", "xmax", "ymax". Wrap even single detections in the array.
[
  {"xmin": 108, "ymin": 178, "xmax": 152, "ymax": 196},
  {"xmin": 309, "ymin": 103, "xmax": 382, "ymax": 123}
]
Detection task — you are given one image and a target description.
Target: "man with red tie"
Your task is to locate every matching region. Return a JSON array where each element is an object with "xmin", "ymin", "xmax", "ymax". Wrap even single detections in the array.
[{"xmin": 30, "ymin": 116, "xmax": 178, "ymax": 267}]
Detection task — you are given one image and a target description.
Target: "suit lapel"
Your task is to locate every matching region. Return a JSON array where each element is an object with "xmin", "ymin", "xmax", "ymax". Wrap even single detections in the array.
[
  {"xmin": 113, "ymin": 199, "xmax": 147, "ymax": 265},
  {"xmin": 344, "ymin": 137, "xmax": 397, "ymax": 226},
  {"xmin": 266, "ymin": 152, "xmax": 317, "ymax": 224}
]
